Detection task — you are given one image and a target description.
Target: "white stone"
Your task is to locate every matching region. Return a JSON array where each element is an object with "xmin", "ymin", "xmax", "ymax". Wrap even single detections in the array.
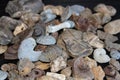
[
  {"xmin": 0, "ymin": 70, "xmax": 8, "ymax": 80},
  {"xmin": 93, "ymin": 48, "xmax": 110, "ymax": 63},
  {"xmin": 46, "ymin": 72, "xmax": 66, "ymax": 80},
  {"xmin": 18, "ymin": 37, "xmax": 42, "ymax": 61}
]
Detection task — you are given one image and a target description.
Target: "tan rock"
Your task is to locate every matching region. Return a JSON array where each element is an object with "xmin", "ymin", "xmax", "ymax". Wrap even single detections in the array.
[
  {"xmin": 104, "ymin": 19, "xmax": 120, "ymax": 34},
  {"xmin": 36, "ymin": 75, "xmax": 58, "ymax": 80},
  {"xmin": 34, "ymin": 61, "xmax": 50, "ymax": 70},
  {"xmin": 0, "ymin": 45, "xmax": 8, "ymax": 54},
  {"xmin": 61, "ymin": 67, "xmax": 72, "ymax": 77},
  {"xmin": 92, "ymin": 66, "xmax": 105, "ymax": 80}
]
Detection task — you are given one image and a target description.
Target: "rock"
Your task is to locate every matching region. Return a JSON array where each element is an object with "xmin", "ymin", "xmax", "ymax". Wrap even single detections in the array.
[
  {"xmin": 0, "ymin": 16, "xmax": 21, "ymax": 30},
  {"xmin": 50, "ymin": 56, "xmax": 67, "ymax": 72},
  {"xmin": 36, "ymin": 35, "xmax": 56, "ymax": 45},
  {"xmin": 84, "ymin": 57, "xmax": 97, "ymax": 69},
  {"xmin": 0, "ymin": 45, "xmax": 8, "ymax": 54},
  {"xmin": 46, "ymin": 72, "xmax": 66, "ymax": 80},
  {"xmin": 61, "ymin": 6, "xmax": 72, "ymax": 22},
  {"xmin": 34, "ymin": 45, "xmax": 47, "ymax": 52},
  {"xmin": 57, "ymin": 29, "xmax": 93, "ymax": 57},
  {"xmin": 94, "ymin": 4, "xmax": 116, "ymax": 16},
  {"xmin": 4, "ymin": 44, "xmax": 19, "ymax": 60},
  {"xmin": 83, "ymin": 32, "xmax": 104, "ymax": 48},
  {"xmin": 61, "ymin": 67, "xmax": 72, "ymax": 77},
  {"xmin": 92, "ymin": 66, "xmax": 105, "ymax": 80},
  {"xmin": 109, "ymin": 58, "xmax": 120, "ymax": 71},
  {"xmin": 34, "ymin": 61, "xmax": 50, "ymax": 70},
  {"xmin": 18, "ymin": 58, "xmax": 35, "ymax": 76},
  {"xmin": 6, "ymin": 0, "xmax": 44, "ymax": 16},
  {"xmin": 36, "ymin": 75, "xmax": 58, "ymax": 80},
  {"xmin": 104, "ymin": 19, "xmax": 120, "ymax": 34},
  {"xmin": 110, "ymin": 50, "xmax": 120, "ymax": 60},
  {"xmin": 18, "ymin": 37, "xmax": 42, "ymax": 61},
  {"xmin": 39, "ymin": 45, "xmax": 68, "ymax": 62},
  {"xmin": 1, "ymin": 63, "xmax": 17, "ymax": 72},
  {"xmin": 0, "ymin": 23, "xmax": 13, "ymax": 45},
  {"xmin": 70, "ymin": 5, "xmax": 85, "ymax": 16},
  {"xmin": 0, "ymin": 70, "xmax": 8, "ymax": 80},
  {"xmin": 93, "ymin": 48, "xmax": 110, "ymax": 63},
  {"xmin": 97, "ymin": 30, "xmax": 118, "ymax": 42},
  {"xmin": 73, "ymin": 57, "xmax": 94, "ymax": 80}
]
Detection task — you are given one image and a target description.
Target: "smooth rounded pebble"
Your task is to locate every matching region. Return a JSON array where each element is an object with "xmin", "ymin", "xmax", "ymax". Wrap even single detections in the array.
[
  {"xmin": 0, "ymin": 70, "xmax": 8, "ymax": 80},
  {"xmin": 18, "ymin": 37, "xmax": 42, "ymax": 61},
  {"xmin": 110, "ymin": 50, "xmax": 120, "ymax": 60},
  {"xmin": 104, "ymin": 19, "xmax": 120, "ymax": 34},
  {"xmin": 36, "ymin": 35, "xmax": 56, "ymax": 45},
  {"xmin": 93, "ymin": 48, "xmax": 110, "ymax": 63}
]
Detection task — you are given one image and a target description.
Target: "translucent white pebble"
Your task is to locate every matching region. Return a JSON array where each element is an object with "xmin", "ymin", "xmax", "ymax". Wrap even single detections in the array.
[
  {"xmin": 93, "ymin": 48, "xmax": 110, "ymax": 63},
  {"xmin": 18, "ymin": 37, "xmax": 42, "ymax": 61},
  {"xmin": 0, "ymin": 70, "xmax": 8, "ymax": 80}
]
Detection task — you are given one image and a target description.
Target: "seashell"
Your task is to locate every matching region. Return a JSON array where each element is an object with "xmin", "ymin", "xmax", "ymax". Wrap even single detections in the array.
[
  {"xmin": 18, "ymin": 37, "xmax": 42, "ymax": 61},
  {"xmin": 70, "ymin": 5, "xmax": 85, "ymax": 16},
  {"xmin": 94, "ymin": 4, "xmax": 116, "ymax": 16},
  {"xmin": 13, "ymin": 23, "xmax": 28, "ymax": 36},
  {"xmin": 61, "ymin": 6, "xmax": 72, "ymax": 22},
  {"xmin": 80, "ymin": 8, "xmax": 92, "ymax": 18},
  {"xmin": 104, "ymin": 19, "xmax": 120, "ymax": 34},
  {"xmin": 93, "ymin": 48, "xmax": 110, "ymax": 63},
  {"xmin": 83, "ymin": 32, "xmax": 104, "ymax": 48},
  {"xmin": 46, "ymin": 20, "xmax": 75, "ymax": 33},
  {"xmin": 109, "ymin": 58, "xmax": 120, "ymax": 71},
  {"xmin": 40, "ymin": 12, "xmax": 56, "ymax": 23},
  {"xmin": 4, "ymin": 44, "xmax": 19, "ymax": 60},
  {"xmin": 36, "ymin": 35, "xmax": 56, "ymax": 45},
  {"xmin": 39, "ymin": 45, "xmax": 68, "ymax": 62},
  {"xmin": 6, "ymin": 0, "xmax": 44, "ymax": 16},
  {"xmin": 0, "ymin": 16, "xmax": 21, "ymax": 30},
  {"xmin": 34, "ymin": 61, "xmax": 50, "ymax": 70},
  {"xmin": 92, "ymin": 66, "xmax": 105, "ymax": 80},
  {"xmin": 106, "ymin": 72, "xmax": 120, "ymax": 80},
  {"xmin": 61, "ymin": 67, "xmax": 72, "ymax": 77},
  {"xmin": 50, "ymin": 56, "xmax": 67, "ymax": 72},
  {"xmin": 110, "ymin": 50, "xmax": 120, "ymax": 60},
  {"xmin": 0, "ymin": 45, "xmax": 8, "ymax": 54},
  {"xmin": 97, "ymin": 30, "xmax": 118, "ymax": 42},
  {"xmin": 0, "ymin": 23, "xmax": 13, "ymax": 45},
  {"xmin": 36, "ymin": 75, "xmax": 58, "ymax": 80},
  {"xmin": 72, "ymin": 57, "xmax": 94, "ymax": 80},
  {"xmin": 44, "ymin": 5, "xmax": 65, "ymax": 15},
  {"xmin": 1, "ymin": 63, "xmax": 17, "ymax": 72},
  {"xmin": 33, "ymin": 20, "xmax": 45, "ymax": 37},
  {"xmin": 46, "ymin": 72, "xmax": 66, "ymax": 80},
  {"xmin": 18, "ymin": 58, "xmax": 35, "ymax": 76},
  {"xmin": 57, "ymin": 29, "xmax": 93, "ymax": 57},
  {"xmin": 0, "ymin": 70, "xmax": 8, "ymax": 80},
  {"xmin": 84, "ymin": 57, "xmax": 97, "ymax": 69}
]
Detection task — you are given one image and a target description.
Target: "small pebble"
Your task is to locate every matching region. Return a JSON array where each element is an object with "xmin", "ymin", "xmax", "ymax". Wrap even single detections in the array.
[
  {"xmin": 0, "ymin": 70, "xmax": 8, "ymax": 80},
  {"xmin": 110, "ymin": 50, "xmax": 120, "ymax": 60},
  {"xmin": 0, "ymin": 45, "xmax": 8, "ymax": 54},
  {"xmin": 93, "ymin": 48, "xmax": 110, "ymax": 63},
  {"xmin": 36, "ymin": 35, "xmax": 56, "ymax": 45}
]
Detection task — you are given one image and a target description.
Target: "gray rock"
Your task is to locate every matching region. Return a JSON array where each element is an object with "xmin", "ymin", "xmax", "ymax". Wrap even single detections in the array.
[
  {"xmin": 110, "ymin": 50, "xmax": 120, "ymax": 60},
  {"xmin": 0, "ymin": 70, "xmax": 8, "ymax": 80},
  {"xmin": 36, "ymin": 35, "xmax": 56, "ymax": 45}
]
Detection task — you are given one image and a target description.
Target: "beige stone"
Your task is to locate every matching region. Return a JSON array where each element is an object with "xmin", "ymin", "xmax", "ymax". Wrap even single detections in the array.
[
  {"xmin": 92, "ymin": 66, "xmax": 105, "ymax": 80},
  {"xmin": 0, "ymin": 45, "xmax": 8, "ymax": 54}
]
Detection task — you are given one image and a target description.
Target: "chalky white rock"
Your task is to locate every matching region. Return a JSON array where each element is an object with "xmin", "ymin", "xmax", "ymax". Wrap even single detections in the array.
[
  {"xmin": 0, "ymin": 70, "xmax": 8, "ymax": 80},
  {"xmin": 46, "ymin": 20, "xmax": 75, "ymax": 33},
  {"xmin": 18, "ymin": 37, "xmax": 42, "ymax": 61},
  {"xmin": 93, "ymin": 48, "xmax": 110, "ymax": 63}
]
